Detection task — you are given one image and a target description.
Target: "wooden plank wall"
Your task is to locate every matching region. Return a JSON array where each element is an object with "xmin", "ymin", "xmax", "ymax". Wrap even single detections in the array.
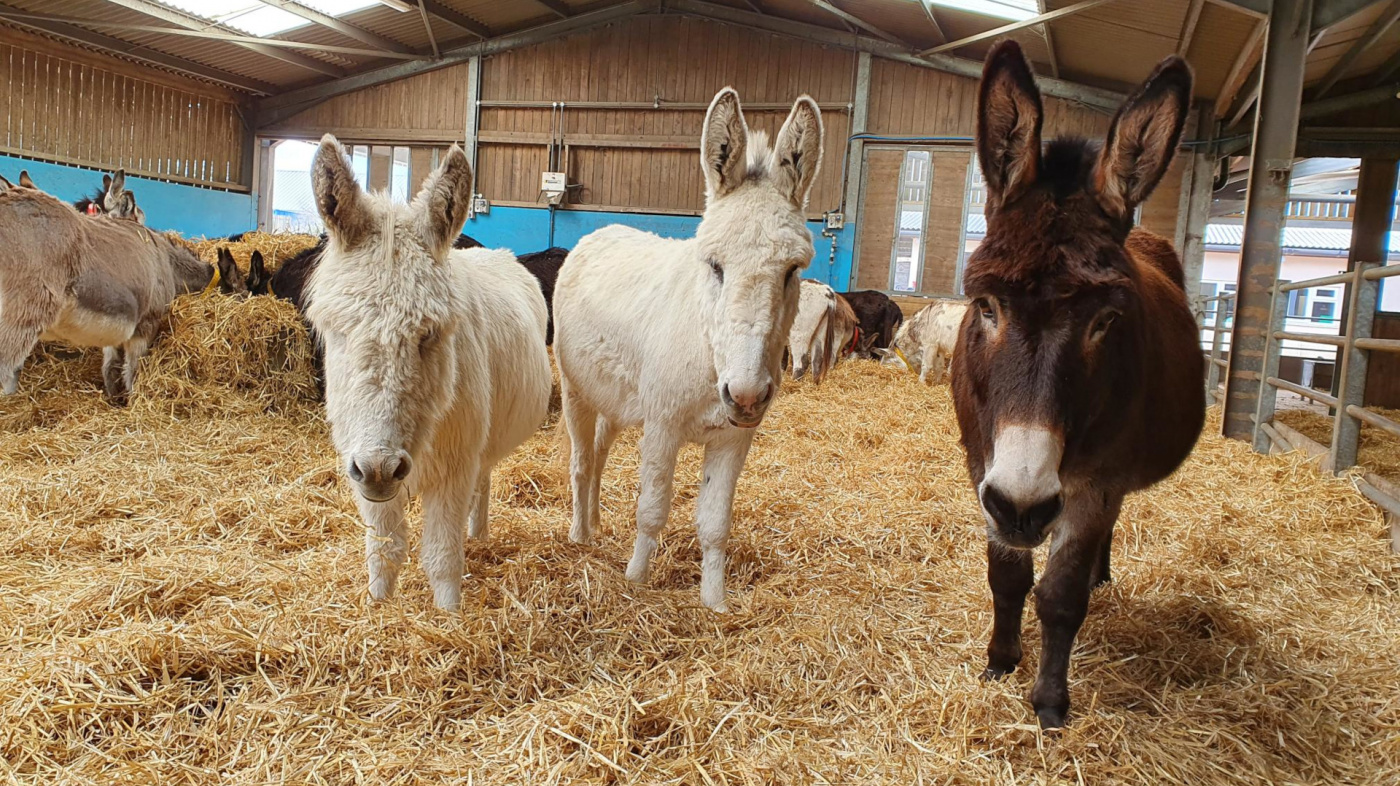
[
  {"xmin": 477, "ymin": 16, "xmax": 854, "ymax": 215},
  {"xmin": 854, "ymin": 149, "xmax": 905, "ymax": 290},
  {"xmin": 921, "ymin": 150, "xmax": 972, "ymax": 296},
  {"xmin": 263, "ymin": 65, "xmax": 470, "ymax": 144},
  {"xmin": 0, "ymin": 27, "xmax": 249, "ymax": 189}
]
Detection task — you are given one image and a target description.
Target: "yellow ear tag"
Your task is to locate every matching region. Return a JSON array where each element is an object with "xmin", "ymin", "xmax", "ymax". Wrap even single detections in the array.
[
  {"xmin": 893, "ymin": 346, "xmax": 912, "ymax": 372},
  {"xmin": 203, "ymin": 265, "xmax": 222, "ymax": 295}
]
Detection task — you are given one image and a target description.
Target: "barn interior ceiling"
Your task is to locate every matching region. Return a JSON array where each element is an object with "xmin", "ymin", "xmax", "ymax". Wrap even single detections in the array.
[{"xmin": 2, "ymin": 0, "xmax": 1399, "ymax": 138}]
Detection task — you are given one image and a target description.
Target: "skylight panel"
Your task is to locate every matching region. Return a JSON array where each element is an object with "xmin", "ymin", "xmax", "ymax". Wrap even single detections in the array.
[
  {"xmin": 154, "ymin": 1, "xmax": 387, "ymax": 38},
  {"xmin": 926, "ymin": 0, "xmax": 1039, "ymax": 22}
]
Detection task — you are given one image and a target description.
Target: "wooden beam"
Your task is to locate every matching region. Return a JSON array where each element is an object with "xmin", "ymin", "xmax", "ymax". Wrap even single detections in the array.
[
  {"xmin": 1177, "ymin": 0, "xmax": 1206, "ymax": 55},
  {"xmin": 531, "ymin": 0, "xmax": 574, "ymax": 18},
  {"xmin": 1314, "ymin": 0, "xmax": 1400, "ymax": 98},
  {"xmin": 99, "ymin": 0, "xmax": 344, "ymax": 77},
  {"xmin": 919, "ymin": 0, "xmax": 1123, "ymax": 56},
  {"xmin": 0, "ymin": 12, "xmax": 424, "ymax": 59},
  {"xmin": 1208, "ymin": 0, "xmax": 1268, "ymax": 17},
  {"xmin": 1374, "ymin": 44, "xmax": 1400, "ymax": 84},
  {"xmin": 918, "ymin": 1, "xmax": 946, "ymax": 43},
  {"xmin": 1228, "ymin": 26, "xmax": 1329, "ymax": 129},
  {"xmin": 1315, "ymin": 0, "xmax": 1390, "ymax": 28},
  {"xmin": 0, "ymin": 4, "xmax": 274, "ymax": 94},
  {"xmin": 255, "ymin": 0, "xmax": 414, "ymax": 54},
  {"xmin": 1302, "ymin": 80, "xmax": 1400, "ymax": 117},
  {"xmin": 254, "ymin": 2, "xmax": 646, "ymax": 126},
  {"xmin": 807, "ymin": 1, "xmax": 906, "ymax": 47},
  {"xmin": 1037, "ymin": 0, "xmax": 1060, "ymax": 78},
  {"xmin": 668, "ymin": 0, "xmax": 1127, "ymax": 111},
  {"xmin": 419, "ymin": 0, "xmax": 491, "ymax": 38},
  {"xmin": 416, "ymin": 0, "xmax": 440, "ymax": 59},
  {"xmin": 1214, "ymin": 19, "xmax": 1267, "ymax": 118}
]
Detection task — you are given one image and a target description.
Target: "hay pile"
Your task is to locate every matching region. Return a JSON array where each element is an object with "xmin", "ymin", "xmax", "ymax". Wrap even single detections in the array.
[
  {"xmin": 2, "ymin": 236, "xmax": 1398, "ymax": 783},
  {"xmin": 1278, "ymin": 407, "xmax": 1400, "ymax": 482}
]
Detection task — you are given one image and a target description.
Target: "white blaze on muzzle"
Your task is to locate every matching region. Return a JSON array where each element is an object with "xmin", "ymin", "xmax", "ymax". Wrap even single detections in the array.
[{"xmin": 981, "ymin": 425, "xmax": 1064, "ymax": 510}]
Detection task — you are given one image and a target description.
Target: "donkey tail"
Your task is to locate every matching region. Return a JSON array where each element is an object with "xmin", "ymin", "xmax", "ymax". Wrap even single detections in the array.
[{"xmin": 813, "ymin": 293, "xmax": 838, "ymax": 385}]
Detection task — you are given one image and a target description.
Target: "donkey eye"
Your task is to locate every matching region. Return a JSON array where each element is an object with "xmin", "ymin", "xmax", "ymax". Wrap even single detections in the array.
[
  {"xmin": 420, "ymin": 327, "xmax": 439, "ymax": 347},
  {"xmin": 709, "ymin": 258, "xmax": 724, "ymax": 283},
  {"xmin": 1090, "ymin": 310, "xmax": 1119, "ymax": 340},
  {"xmin": 978, "ymin": 298, "xmax": 997, "ymax": 325}
]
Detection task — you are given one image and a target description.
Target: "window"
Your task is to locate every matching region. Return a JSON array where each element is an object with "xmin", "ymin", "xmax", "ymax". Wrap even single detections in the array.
[
  {"xmin": 1311, "ymin": 288, "xmax": 1340, "ymax": 323},
  {"xmin": 1287, "ymin": 289, "xmax": 1310, "ymax": 318},
  {"xmin": 889, "ymin": 150, "xmax": 932, "ymax": 293}
]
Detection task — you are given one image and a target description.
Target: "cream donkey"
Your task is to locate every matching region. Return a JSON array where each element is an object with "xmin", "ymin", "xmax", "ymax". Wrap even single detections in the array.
[
  {"xmin": 305, "ymin": 135, "xmax": 551, "ymax": 611},
  {"xmin": 786, "ymin": 278, "xmax": 837, "ymax": 383},
  {"xmin": 0, "ymin": 178, "xmax": 211, "ymax": 403},
  {"xmin": 554, "ymin": 88, "xmax": 823, "ymax": 611}
]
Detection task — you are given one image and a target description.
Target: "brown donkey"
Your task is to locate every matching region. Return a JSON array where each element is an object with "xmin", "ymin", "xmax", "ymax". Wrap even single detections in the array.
[
  {"xmin": 951, "ymin": 42, "xmax": 1205, "ymax": 728},
  {"xmin": 0, "ymin": 179, "xmax": 212, "ymax": 404}
]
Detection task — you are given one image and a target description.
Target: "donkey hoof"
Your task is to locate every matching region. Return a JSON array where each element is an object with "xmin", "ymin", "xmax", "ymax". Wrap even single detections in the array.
[
  {"xmin": 1035, "ymin": 705, "xmax": 1069, "ymax": 730},
  {"xmin": 624, "ymin": 563, "xmax": 650, "ymax": 585},
  {"xmin": 981, "ymin": 665, "xmax": 1015, "ymax": 682},
  {"xmin": 568, "ymin": 528, "xmax": 592, "ymax": 546}
]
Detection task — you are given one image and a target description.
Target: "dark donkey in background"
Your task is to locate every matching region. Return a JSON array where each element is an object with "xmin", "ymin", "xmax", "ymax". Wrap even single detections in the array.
[{"xmin": 951, "ymin": 42, "xmax": 1205, "ymax": 729}]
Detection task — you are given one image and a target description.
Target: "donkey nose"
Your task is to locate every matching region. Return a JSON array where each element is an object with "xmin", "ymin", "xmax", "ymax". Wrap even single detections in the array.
[
  {"xmin": 981, "ymin": 485, "xmax": 1063, "ymax": 545},
  {"xmin": 722, "ymin": 380, "xmax": 773, "ymax": 410},
  {"xmin": 347, "ymin": 450, "xmax": 412, "ymax": 490}
]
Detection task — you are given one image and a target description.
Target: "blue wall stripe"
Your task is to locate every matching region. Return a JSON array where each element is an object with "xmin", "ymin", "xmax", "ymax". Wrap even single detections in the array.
[
  {"xmin": 465, "ymin": 205, "xmax": 856, "ymax": 292},
  {"xmin": 0, "ymin": 154, "xmax": 257, "ymax": 239}
]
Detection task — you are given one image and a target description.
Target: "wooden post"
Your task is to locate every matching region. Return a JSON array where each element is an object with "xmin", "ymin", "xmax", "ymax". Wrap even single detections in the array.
[
  {"xmin": 1330, "ymin": 157, "xmax": 1399, "ymax": 472},
  {"xmin": 1223, "ymin": 0, "xmax": 1312, "ymax": 448}
]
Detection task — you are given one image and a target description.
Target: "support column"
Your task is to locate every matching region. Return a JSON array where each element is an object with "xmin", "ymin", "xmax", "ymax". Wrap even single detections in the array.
[
  {"xmin": 841, "ymin": 52, "xmax": 872, "ymax": 277},
  {"xmin": 1331, "ymin": 157, "xmax": 1399, "ymax": 472},
  {"xmin": 464, "ymin": 55, "xmax": 481, "ymax": 174},
  {"xmin": 1223, "ymin": 0, "xmax": 1312, "ymax": 447},
  {"xmin": 255, "ymin": 138, "xmax": 276, "ymax": 231},
  {"xmin": 1177, "ymin": 108, "xmax": 1215, "ymax": 309}
]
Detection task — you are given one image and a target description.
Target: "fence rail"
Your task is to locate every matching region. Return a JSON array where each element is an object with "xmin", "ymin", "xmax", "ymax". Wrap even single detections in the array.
[
  {"xmin": 1198, "ymin": 291, "xmax": 1236, "ymax": 404},
  {"xmin": 1233, "ymin": 261, "xmax": 1400, "ymax": 543}
]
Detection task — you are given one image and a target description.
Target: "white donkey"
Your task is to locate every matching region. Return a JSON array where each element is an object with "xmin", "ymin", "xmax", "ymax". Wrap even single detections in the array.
[
  {"xmin": 786, "ymin": 278, "xmax": 837, "ymax": 383},
  {"xmin": 305, "ymin": 135, "xmax": 551, "ymax": 610},
  {"xmin": 554, "ymin": 88, "xmax": 823, "ymax": 611}
]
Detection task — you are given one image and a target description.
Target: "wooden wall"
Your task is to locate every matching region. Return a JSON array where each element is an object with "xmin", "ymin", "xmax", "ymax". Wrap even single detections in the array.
[
  {"xmin": 476, "ymin": 15, "xmax": 854, "ymax": 215},
  {"xmin": 263, "ymin": 65, "xmax": 470, "ymax": 144},
  {"xmin": 0, "ymin": 27, "xmax": 250, "ymax": 189}
]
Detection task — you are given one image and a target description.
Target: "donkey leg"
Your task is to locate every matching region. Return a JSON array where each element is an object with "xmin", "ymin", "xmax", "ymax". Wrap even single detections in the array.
[
  {"xmin": 984, "ymin": 541, "xmax": 1034, "ymax": 680},
  {"xmin": 589, "ymin": 416, "xmax": 619, "ymax": 534},
  {"xmin": 1091, "ymin": 525, "xmax": 1114, "ymax": 588},
  {"xmin": 694, "ymin": 431, "xmax": 754, "ymax": 612},
  {"xmin": 625, "ymin": 428, "xmax": 680, "ymax": 585},
  {"xmin": 119, "ymin": 334, "xmax": 150, "ymax": 402},
  {"xmin": 562, "ymin": 386, "xmax": 599, "ymax": 545},
  {"xmin": 1030, "ymin": 495, "xmax": 1119, "ymax": 729},
  {"xmin": 0, "ymin": 322, "xmax": 41, "ymax": 396},
  {"xmin": 422, "ymin": 469, "xmax": 474, "ymax": 610},
  {"xmin": 102, "ymin": 347, "xmax": 125, "ymax": 401},
  {"xmin": 466, "ymin": 467, "xmax": 491, "ymax": 541},
  {"xmin": 359, "ymin": 490, "xmax": 409, "ymax": 602}
]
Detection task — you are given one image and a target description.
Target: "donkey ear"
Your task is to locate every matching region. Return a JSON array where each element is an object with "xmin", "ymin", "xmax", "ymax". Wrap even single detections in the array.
[
  {"xmin": 415, "ymin": 144, "xmax": 473, "ymax": 254},
  {"xmin": 977, "ymin": 41, "xmax": 1043, "ymax": 209},
  {"xmin": 0, "ymin": 174, "xmax": 11, "ymax": 191},
  {"xmin": 110, "ymin": 170, "xmax": 125, "ymax": 193},
  {"xmin": 18, "ymin": 170, "xmax": 34, "ymax": 189},
  {"xmin": 701, "ymin": 87, "xmax": 750, "ymax": 201},
  {"xmin": 772, "ymin": 95, "xmax": 824, "ymax": 209},
  {"xmin": 1093, "ymin": 56, "xmax": 1193, "ymax": 221},
  {"xmin": 102, "ymin": 174, "xmax": 112, "ymax": 192},
  {"xmin": 312, "ymin": 134, "xmax": 371, "ymax": 245}
]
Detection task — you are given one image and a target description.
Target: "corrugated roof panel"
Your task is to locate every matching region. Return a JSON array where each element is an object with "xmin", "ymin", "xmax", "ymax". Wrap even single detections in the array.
[{"xmin": 1182, "ymin": 1, "xmax": 1260, "ymax": 100}]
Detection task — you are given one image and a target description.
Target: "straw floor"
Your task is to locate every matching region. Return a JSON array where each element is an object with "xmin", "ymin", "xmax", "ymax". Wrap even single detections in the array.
[
  {"xmin": 1, "ymin": 249, "xmax": 1398, "ymax": 783},
  {"xmin": 1277, "ymin": 407, "xmax": 1400, "ymax": 483}
]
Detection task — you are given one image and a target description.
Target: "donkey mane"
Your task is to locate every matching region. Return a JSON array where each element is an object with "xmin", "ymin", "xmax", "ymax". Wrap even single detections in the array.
[{"xmin": 73, "ymin": 187, "xmax": 106, "ymax": 214}]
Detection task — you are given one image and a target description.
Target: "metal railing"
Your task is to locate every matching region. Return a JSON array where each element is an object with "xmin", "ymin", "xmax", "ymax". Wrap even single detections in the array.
[
  {"xmin": 1198, "ymin": 291, "xmax": 1236, "ymax": 405},
  {"xmin": 1244, "ymin": 260, "xmax": 1400, "ymax": 539}
]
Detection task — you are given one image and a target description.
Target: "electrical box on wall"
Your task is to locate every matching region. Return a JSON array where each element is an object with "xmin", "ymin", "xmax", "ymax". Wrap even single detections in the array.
[
  {"xmin": 824, "ymin": 211, "xmax": 845, "ymax": 230},
  {"xmin": 540, "ymin": 171, "xmax": 567, "ymax": 206},
  {"xmin": 472, "ymin": 195, "xmax": 490, "ymax": 216}
]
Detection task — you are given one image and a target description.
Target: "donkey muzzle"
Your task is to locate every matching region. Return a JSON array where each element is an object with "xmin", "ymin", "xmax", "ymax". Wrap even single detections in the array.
[
  {"xmin": 721, "ymin": 378, "xmax": 774, "ymax": 428},
  {"xmin": 347, "ymin": 449, "xmax": 412, "ymax": 502}
]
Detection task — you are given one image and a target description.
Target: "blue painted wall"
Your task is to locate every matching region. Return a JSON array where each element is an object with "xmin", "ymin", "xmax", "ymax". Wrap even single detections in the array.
[
  {"xmin": 0, "ymin": 154, "xmax": 256, "ymax": 239},
  {"xmin": 465, "ymin": 204, "xmax": 856, "ymax": 291}
]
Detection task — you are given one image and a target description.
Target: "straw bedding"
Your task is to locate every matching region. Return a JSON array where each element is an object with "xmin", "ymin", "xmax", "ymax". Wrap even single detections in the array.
[
  {"xmin": 1, "ymin": 235, "xmax": 1397, "ymax": 784},
  {"xmin": 1277, "ymin": 407, "xmax": 1400, "ymax": 483}
]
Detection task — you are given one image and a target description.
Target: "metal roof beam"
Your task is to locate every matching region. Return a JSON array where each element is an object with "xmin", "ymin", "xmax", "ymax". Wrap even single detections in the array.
[
  {"xmin": 1219, "ymin": 0, "xmax": 1394, "ymax": 27},
  {"xmin": 1208, "ymin": 0, "xmax": 1268, "ymax": 17},
  {"xmin": 532, "ymin": 0, "xmax": 574, "ymax": 18},
  {"xmin": 1313, "ymin": 0, "xmax": 1400, "ymax": 98},
  {"xmin": 415, "ymin": 0, "xmax": 439, "ymax": 59},
  {"xmin": 918, "ymin": 1, "xmax": 946, "ymax": 43},
  {"xmin": 1301, "ymin": 80, "xmax": 1400, "ymax": 118},
  {"xmin": 1036, "ymin": 0, "xmax": 1059, "ymax": 78},
  {"xmin": 0, "ymin": 4, "xmax": 274, "ymax": 94},
  {"xmin": 919, "ymin": 0, "xmax": 1123, "ymax": 57},
  {"xmin": 419, "ymin": 0, "xmax": 491, "ymax": 38},
  {"xmin": 1227, "ymin": 26, "xmax": 1329, "ymax": 129},
  {"xmin": 1373, "ymin": 44, "xmax": 1400, "ymax": 84},
  {"xmin": 254, "ymin": 2, "xmax": 646, "ymax": 127},
  {"xmin": 255, "ymin": 0, "xmax": 414, "ymax": 54},
  {"xmin": 100, "ymin": 0, "xmax": 344, "ymax": 77},
  {"xmin": 807, "ymin": 1, "xmax": 905, "ymax": 46},
  {"xmin": 669, "ymin": 0, "xmax": 1126, "ymax": 110}
]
